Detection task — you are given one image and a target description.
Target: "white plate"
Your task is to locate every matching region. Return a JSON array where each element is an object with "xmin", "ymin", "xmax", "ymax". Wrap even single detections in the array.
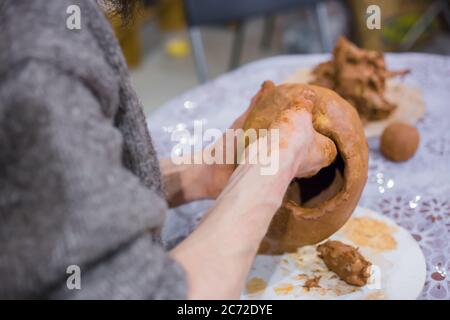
[{"xmin": 241, "ymin": 207, "xmax": 426, "ymax": 300}]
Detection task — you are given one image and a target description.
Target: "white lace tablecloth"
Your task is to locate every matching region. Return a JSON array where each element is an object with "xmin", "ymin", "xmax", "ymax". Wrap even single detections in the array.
[{"xmin": 147, "ymin": 53, "xmax": 450, "ymax": 300}]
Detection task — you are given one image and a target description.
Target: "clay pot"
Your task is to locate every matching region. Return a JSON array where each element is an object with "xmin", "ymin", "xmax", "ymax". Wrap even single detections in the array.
[{"xmin": 243, "ymin": 81, "xmax": 369, "ymax": 254}]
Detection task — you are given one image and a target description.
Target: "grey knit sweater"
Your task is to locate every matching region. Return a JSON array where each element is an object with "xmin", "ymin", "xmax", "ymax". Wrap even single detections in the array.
[{"xmin": 0, "ymin": 0, "xmax": 186, "ymax": 299}]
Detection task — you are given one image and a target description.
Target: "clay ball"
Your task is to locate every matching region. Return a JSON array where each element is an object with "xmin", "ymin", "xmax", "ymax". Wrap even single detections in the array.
[{"xmin": 380, "ymin": 122, "xmax": 420, "ymax": 162}]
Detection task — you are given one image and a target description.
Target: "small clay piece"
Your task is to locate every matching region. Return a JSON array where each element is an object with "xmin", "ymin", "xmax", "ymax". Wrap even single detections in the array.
[
  {"xmin": 311, "ymin": 37, "xmax": 409, "ymax": 121},
  {"xmin": 317, "ymin": 240, "xmax": 371, "ymax": 287},
  {"xmin": 380, "ymin": 122, "xmax": 420, "ymax": 162},
  {"xmin": 273, "ymin": 283, "xmax": 294, "ymax": 295},
  {"xmin": 243, "ymin": 81, "xmax": 368, "ymax": 253},
  {"xmin": 303, "ymin": 276, "xmax": 321, "ymax": 291}
]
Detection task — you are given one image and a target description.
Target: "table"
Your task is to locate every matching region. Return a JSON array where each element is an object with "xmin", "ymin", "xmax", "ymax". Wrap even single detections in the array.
[{"xmin": 147, "ymin": 53, "xmax": 450, "ymax": 300}]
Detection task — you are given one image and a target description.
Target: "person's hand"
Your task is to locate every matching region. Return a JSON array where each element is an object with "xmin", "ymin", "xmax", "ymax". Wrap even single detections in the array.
[
  {"xmin": 270, "ymin": 108, "xmax": 337, "ymax": 179},
  {"xmin": 201, "ymin": 87, "xmax": 264, "ymax": 198},
  {"xmin": 204, "ymin": 96, "xmax": 337, "ymax": 199}
]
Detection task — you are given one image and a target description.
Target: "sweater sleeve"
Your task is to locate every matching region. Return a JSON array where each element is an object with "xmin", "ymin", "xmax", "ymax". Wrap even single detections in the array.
[{"xmin": 0, "ymin": 60, "xmax": 187, "ymax": 299}]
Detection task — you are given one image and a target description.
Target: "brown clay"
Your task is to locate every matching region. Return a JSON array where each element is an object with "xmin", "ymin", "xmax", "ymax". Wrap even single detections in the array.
[
  {"xmin": 317, "ymin": 240, "xmax": 371, "ymax": 287},
  {"xmin": 303, "ymin": 276, "xmax": 321, "ymax": 291},
  {"xmin": 380, "ymin": 122, "xmax": 420, "ymax": 162},
  {"xmin": 311, "ymin": 37, "xmax": 409, "ymax": 121},
  {"xmin": 243, "ymin": 81, "xmax": 368, "ymax": 254}
]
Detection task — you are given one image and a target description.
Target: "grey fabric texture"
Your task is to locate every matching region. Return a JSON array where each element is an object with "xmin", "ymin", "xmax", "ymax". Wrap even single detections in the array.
[{"xmin": 0, "ymin": 0, "xmax": 186, "ymax": 299}]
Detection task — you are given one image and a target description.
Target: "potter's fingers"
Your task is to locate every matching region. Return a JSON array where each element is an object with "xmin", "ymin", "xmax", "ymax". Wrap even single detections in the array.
[
  {"xmin": 298, "ymin": 133, "xmax": 337, "ymax": 178},
  {"xmin": 316, "ymin": 133, "xmax": 337, "ymax": 169}
]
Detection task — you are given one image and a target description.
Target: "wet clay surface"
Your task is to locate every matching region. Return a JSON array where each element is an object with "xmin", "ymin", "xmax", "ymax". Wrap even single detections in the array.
[{"xmin": 311, "ymin": 37, "xmax": 409, "ymax": 122}]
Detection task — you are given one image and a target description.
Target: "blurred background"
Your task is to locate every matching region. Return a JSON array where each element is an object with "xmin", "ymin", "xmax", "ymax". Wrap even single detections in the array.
[{"xmin": 108, "ymin": 0, "xmax": 450, "ymax": 113}]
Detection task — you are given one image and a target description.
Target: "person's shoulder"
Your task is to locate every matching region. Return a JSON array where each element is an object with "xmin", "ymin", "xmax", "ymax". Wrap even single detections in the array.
[
  {"xmin": 0, "ymin": 0, "xmax": 115, "ymax": 79},
  {"xmin": 0, "ymin": 0, "xmax": 121, "ymax": 112}
]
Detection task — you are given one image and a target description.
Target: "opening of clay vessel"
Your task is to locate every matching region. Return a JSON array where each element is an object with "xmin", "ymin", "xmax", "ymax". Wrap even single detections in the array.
[{"xmin": 293, "ymin": 152, "xmax": 345, "ymax": 208}]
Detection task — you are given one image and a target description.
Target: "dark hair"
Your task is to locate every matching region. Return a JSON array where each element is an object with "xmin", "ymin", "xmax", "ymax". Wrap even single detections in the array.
[{"xmin": 106, "ymin": 0, "xmax": 146, "ymax": 22}]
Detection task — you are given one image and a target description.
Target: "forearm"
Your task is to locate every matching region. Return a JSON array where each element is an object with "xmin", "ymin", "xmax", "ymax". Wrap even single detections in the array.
[
  {"xmin": 170, "ymin": 159, "xmax": 293, "ymax": 299},
  {"xmin": 160, "ymin": 158, "xmax": 212, "ymax": 208}
]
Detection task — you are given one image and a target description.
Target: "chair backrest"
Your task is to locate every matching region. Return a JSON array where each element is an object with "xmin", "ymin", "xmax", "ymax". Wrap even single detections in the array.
[{"xmin": 183, "ymin": 0, "xmax": 323, "ymax": 26}]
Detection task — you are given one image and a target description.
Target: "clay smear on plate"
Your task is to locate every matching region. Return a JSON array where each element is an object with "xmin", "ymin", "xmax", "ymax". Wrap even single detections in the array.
[
  {"xmin": 342, "ymin": 216, "xmax": 397, "ymax": 252},
  {"xmin": 273, "ymin": 283, "xmax": 295, "ymax": 295},
  {"xmin": 364, "ymin": 291, "xmax": 386, "ymax": 300},
  {"xmin": 245, "ymin": 277, "xmax": 267, "ymax": 296}
]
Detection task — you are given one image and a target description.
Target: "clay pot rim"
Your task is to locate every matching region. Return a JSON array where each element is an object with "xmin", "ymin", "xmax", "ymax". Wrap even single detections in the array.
[
  {"xmin": 286, "ymin": 145, "xmax": 350, "ymax": 220},
  {"xmin": 268, "ymin": 84, "xmax": 359, "ymax": 221}
]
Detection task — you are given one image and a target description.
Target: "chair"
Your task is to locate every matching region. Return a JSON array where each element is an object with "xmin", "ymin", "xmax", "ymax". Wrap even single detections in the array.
[
  {"xmin": 400, "ymin": 0, "xmax": 450, "ymax": 50},
  {"xmin": 183, "ymin": 0, "xmax": 332, "ymax": 83}
]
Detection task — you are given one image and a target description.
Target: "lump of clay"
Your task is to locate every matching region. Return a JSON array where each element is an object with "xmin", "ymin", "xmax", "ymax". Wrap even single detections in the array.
[
  {"xmin": 380, "ymin": 122, "xmax": 420, "ymax": 162},
  {"xmin": 311, "ymin": 37, "xmax": 409, "ymax": 122},
  {"xmin": 243, "ymin": 81, "xmax": 368, "ymax": 254},
  {"xmin": 317, "ymin": 240, "xmax": 371, "ymax": 287},
  {"xmin": 303, "ymin": 276, "xmax": 321, "ymax": 291}
]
